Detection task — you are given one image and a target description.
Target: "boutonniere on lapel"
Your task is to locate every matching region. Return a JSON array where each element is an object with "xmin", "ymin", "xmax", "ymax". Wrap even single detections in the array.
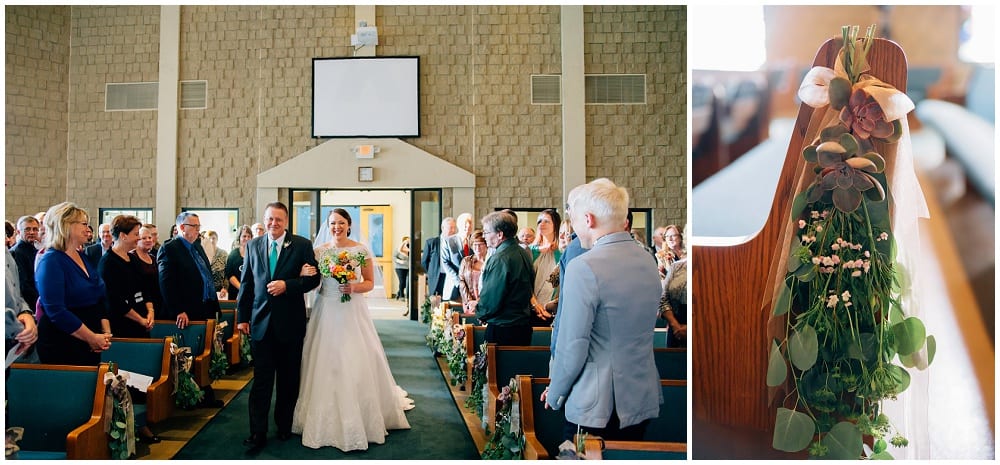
[{"xmin": 283, "ymin": 240, "xmax": 291, "ymax": 249}]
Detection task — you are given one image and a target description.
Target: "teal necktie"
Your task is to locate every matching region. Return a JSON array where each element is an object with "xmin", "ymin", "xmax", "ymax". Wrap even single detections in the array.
[{"xmin": 268, "ymin": 241, "xmax": 278, "ymax": 276}]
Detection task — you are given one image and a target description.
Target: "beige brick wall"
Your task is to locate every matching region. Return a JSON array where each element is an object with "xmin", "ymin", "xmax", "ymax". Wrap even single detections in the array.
[
  {"xmin": 65, "ymin": 5, "xmax": 160, "ymax": 221},
  {"xmin": 9, "ymin": 5, "xmax": 686, "ymax": 230},
  {"xmin": 5, "ymin": 6, "xmax": 71, "ymax": 219},
  {"xmin": 585, "ymin": 5, "xmax": 687, "ymax": 229}
]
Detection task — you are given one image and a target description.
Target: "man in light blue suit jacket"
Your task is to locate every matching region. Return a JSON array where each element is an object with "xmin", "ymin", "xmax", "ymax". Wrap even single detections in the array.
[{"xmin": 544, "ymin": 178, "xmax": 662, "ymax": 442}]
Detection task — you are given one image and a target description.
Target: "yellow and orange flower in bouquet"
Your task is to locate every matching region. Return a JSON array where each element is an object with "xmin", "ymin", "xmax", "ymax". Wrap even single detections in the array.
[{"xmin": 319, "ymin": 249, "xmax": 367, "ymax": 302}]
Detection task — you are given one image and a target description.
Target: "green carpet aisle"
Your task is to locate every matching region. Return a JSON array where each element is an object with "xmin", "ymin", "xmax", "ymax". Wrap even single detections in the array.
[{"xmin": 174, "ymin": 319, "xmax": 480, "ymax": 459}]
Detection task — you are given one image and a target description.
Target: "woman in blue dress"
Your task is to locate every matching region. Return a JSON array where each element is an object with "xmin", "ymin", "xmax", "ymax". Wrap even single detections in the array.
[{"xmin": 35, "ymin": 202, "xmax": 111, "ymax": 366}]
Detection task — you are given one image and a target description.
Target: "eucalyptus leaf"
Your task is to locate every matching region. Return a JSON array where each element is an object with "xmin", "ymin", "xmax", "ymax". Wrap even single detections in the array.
[
  {"xmin": 825, "ymin": 421, "xmax": 863, "ymax": 459},
  {"xmin": 874, "ymin": 438, "xmax": 887, "ymax": 454},
  {"xmin": 887, "ymin": 363, "xmax": 911, "ymax": 393},
  {"xmin": 774, "ymin": 282, "xmax": 792, "ymax": 316},
  {"xmin": 803, "ymin": 145, "xmax": 818, "ymax": 163},
  {"xmin": 787, "ymin": 244, "xmax": 805, "ymax": 273},
  {"xmin": 796, "ymin": 266, "xmax": 817, "ymax": 283},
  {"xmin": 772, "ymin": 408, "xmax": 815, "ymax": 452},
  {"xmin": 870, "ymin": 450, "xmax": 895, "ymax": 460},
  {"xmin": 788, "ymin": 324, "xmax": 819, "ymax": 371},
  {"xmin": 767, "ymin": 341, "xmax": 787, "ymax": 386},
  {"xmin": 892, "ymin": 317, "xmax": 927, "ymax": 356},
  {"xmin": 926, "ymin": 335, "xmax": 936, "ymax": 366},
  {"xmin": 791, "ymin": 191, "xmax": 809, "ymax": 220}
]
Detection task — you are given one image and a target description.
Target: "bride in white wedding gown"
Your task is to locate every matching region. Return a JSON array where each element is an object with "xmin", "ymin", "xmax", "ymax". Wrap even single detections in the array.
[{"xmin": 292, "ymin": 208, "xmax": 413, "ymax": 451}]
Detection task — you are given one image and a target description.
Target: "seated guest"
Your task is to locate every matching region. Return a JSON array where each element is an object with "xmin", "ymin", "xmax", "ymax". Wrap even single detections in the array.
[
  {"xmin": 130, "ymin": 224, "xmax": 162, "ymax": 315},
  {"xmin": 225, "ymin": 225, "xmax": 253, "ymax": 299},
  {"xmin": 99, "ymin": 215, "xmax": 152, "ymax": 338},
  {"xmin": 458, "ymin": 230, "xmax": 488, "ymax": 315},
  {"xmin": 35, "ymin": 202, "xmax": 111, "ymax": 366}
]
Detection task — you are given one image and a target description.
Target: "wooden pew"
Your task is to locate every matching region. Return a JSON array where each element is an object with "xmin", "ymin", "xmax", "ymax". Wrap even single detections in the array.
[
  {"xmin": 150, "ymin": 319, "xmax": 216, "ymax": 388},
  {"xmin": 520, "ymin": 375, "xmax": 687, "ymax": 459},
  {"xmin": 692, "ymin": 80, "xmax": 724, "ymax": 185},
  {"xmin": 218, "ymin": 309, "xmax": 241, "ymax": 365},
  {"xmin": 582, "ymin": 437, "xmax": 687, "ymax": 460},
  {"xmin": 6, "ymin": 363, "xmax": 112, "ymax": 459},
  {"xmin": 691, "ymin": 38, "xmax": 909, "ymax": 458},
  {"xmin": 654, "ymin": 347, "xmax": 686, "ymax": 380},
  {"xmin": 463, "ymin": 324, "xmax": 487, "ymax": 390},
  {"xmin": 218, "ymin": 299, "xmax": 237, "ymax": 311},
  {"xmin": 485, "ymin": 344, "xmax": 551, "ymax": 432},
  {"xmin": 100, "ymin": 336, "xmax": 175, "ymax": 423}
]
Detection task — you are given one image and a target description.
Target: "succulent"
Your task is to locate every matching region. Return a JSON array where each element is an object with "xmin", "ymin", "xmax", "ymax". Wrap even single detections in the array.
[{"xmin": 803, "ymin": 125, "xmax": 886, "ymax": 212}]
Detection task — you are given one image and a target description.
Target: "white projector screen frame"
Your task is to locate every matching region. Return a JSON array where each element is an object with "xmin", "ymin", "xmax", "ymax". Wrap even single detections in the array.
[{"xmin": 312, "ymin": 56, "xmax": 420, "ymax": 138}]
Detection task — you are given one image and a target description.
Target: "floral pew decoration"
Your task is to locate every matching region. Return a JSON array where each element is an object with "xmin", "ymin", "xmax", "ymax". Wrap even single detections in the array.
[
  {"xmin": 766, "ymin": 25, "xmax": 934, "ymax": 459},
  {"xmin": 446, "ymin": 323, "xmax": 468, "ymax": 389},
  {"xmin": 465, "ymin": 341, "xmax": 488, "ymax": 422},
  {"xmin": 210, "ymin": 320, "xmax": 229, "ymax": 380},
  {"xmin": 103, "ymin": 363, "xmax": 136, "ymax": 459},
  {"xmin": 481, "ymin": 377, "xmax": 524, "ymax": 459},
  {"xmin": 170, "ymin": 338, "xmax": 205, "ymax": 410}
]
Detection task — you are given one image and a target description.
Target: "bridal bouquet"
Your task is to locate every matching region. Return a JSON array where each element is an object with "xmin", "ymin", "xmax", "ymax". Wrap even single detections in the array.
[
  {"xmin": 766, "ymin": 25, "xmax": 933, "ymax": 459},
  {"xmin": 319, "ymin": 250, "xmax": 367, "ymax": 302}
]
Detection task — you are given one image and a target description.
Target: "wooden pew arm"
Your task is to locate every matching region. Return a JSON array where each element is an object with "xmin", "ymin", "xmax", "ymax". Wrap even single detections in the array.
[{"xmin": 66, "ymin": 363, "xmax": 111, "ymax": 459}]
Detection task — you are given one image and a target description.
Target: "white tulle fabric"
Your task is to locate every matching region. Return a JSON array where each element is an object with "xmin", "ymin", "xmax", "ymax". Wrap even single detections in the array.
[{"xmin": 292, "ymin": 244, "xmax": 412, "ymax": 451}]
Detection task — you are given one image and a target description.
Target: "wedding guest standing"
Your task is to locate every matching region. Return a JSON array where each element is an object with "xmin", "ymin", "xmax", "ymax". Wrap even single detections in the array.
[
  {"xmin": 655, "ymin": 224, "xmax": 686, "ymax": 280},
  {"xmin": 421, "ymin": 217, "xmax": 455, "ymax": 298},
  {"xmin": 226, "ymin": 225, "xmax": 253, "ymax": 300},
  {"xmin": 202, "ymin": 229, "xmax": 229, "ymax": 298},
  {"xmin": 11, "ymin": 216, "xmax": 42, "ymax": 311},
  {"xmin": 458, "ymin": 230, "xmax": 488, "ymax": 315},
  {"xmin": 99, "ymin": 215, "xmax": 152, "ymax": 338},
  {"xmin": 517, "ymin": 227, "xmax": 535, "ymax": 249},
  {"xmin": 35, "ymin": 202, "xmax": 112, "ymax": 366},
  {"xmin": 5, "ymin": 221, "xmax": 15, "ymax": 248},
  {"xmin": 659, "ymin": 257, "xmax": 688, "ymax": 348},
  {"xmin": 528, "ymin": 208, "xmax": 562, "ymax": 326},
  {"xmin": 83, "ymin": 222, "xmax": 113, "ymax": 268},
  {"xmin": 131, "ymin": 225, "xmax": 162, "ymax": 316},
  {"xmin": 543, "ymin": 179, "xmax": 661, "ymax": 443},
  {"xmin": 6, "ymin": 248, "xmax": 39, "ymax": 364},
  {"xmin": 474, "ymin": 211, "xmax": 534, "ymax": 345},
  {"xmin": 393, "ymin": 236, "xmax": 410, "ymax": 300}
]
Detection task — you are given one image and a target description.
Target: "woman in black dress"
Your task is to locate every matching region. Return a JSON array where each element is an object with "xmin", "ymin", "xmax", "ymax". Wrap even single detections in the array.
[
  {"xmin": 130, "ymin": 224, "xmax": 162, "ymax": 318},
  {"xmin": 225, "ymin": 225, "xmax": 253, "ymax": 299},
  {"xmin": 98, "ymin": 215, "xmax": 152, "ymax": 338}
]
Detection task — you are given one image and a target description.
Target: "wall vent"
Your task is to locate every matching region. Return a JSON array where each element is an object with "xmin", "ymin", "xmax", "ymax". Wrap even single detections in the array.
[
  {"xmin": 105, "ymin": 82, "xmax": 158, "ymax": 111},
  {"xmin": 180, "ymin": 80, "xmax": 208, "ymax": 109},
  {"xmin": 585, "ymin": 74, "xmax": 646, "ymax": 104},
  {"xmin": 531, "ymin": 74, "xmax": 562, "ymax": 105}
]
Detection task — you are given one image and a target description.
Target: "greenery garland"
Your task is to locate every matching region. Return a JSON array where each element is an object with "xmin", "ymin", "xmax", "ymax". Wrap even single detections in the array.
[
  {"xmin": 171, "ymin": 336, "xmax": 205, "ymax": 409},
  {"xmin": 239, "ymin": 331, "xmax": 253, "ymax": 364},
  {"xmin": 103, "ymin": 364, "xmax": 135, "ymax": 460},
  {"xmin": 210, "ymin": 321, "xmax": 229, "ymax": 380},
  {"xmin": 767, "ymin": 25, "xmax": 934, "ymax": 459},
  {"xmin": 481, "ymin": 377, "xmax": 524, "ymax": 460},
  {"xmin": 446, "ymin": 324, "xmax": 468, "ymax": 387},
  {"xmin": 420, "ymin": 294, "xmax": 433, "ymax": 324},
  {"xmin": 464, "ymin": 342, "xmax": 488, "ymax": 417}
]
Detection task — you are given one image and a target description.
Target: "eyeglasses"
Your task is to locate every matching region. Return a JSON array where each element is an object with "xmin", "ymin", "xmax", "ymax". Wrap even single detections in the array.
[
  {"xmin": 182, "ymin": 223, "xmax": 201, "ymax": 230},
  {"xmin": 665, "ymin": 234, "xmax": 679, "ymax": 238}
]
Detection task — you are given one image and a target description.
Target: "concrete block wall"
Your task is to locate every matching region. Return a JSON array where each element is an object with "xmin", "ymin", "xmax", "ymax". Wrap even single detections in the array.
[
  {"xmin": 66, "ymin": 5, "xmax": 160, "ymax": 222},
  {"xmin": 8, "ymin": 5, "xmax": 686, "ymax": 230},
  {"xmin": 4, "ymin": 6, "xmax": 71, "ymax": 219},
  {"xmin": 584, "ymin": 5, "xmax": 686, "ymax": 229}
]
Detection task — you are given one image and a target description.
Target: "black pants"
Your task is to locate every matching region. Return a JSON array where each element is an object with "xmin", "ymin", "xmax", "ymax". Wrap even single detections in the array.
[
  {"xmin": 248, "ymin": 324, "xmax": 303, "ymax": 435},
  {"xmin": 484, "ymin": 324, "xmax": 532, "ymax": 346},
  {"xmin": 562, "ymin": 407, "xmax": 650, "ymax": 442},
  {"xmin": 394, "ymin": 268, "xmax": 408, "ymax": 298}
]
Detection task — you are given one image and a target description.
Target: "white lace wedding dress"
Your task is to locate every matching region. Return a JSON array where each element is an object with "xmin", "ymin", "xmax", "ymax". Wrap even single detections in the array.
[{"xmin": 292, "ymin": 244, "xmax": 413, "ymax": 451}]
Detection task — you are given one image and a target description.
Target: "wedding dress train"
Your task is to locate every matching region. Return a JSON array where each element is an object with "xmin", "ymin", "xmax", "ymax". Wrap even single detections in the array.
[{"xmin": 292, "ymin": 245, "xmax": 413, "ymax": 451}]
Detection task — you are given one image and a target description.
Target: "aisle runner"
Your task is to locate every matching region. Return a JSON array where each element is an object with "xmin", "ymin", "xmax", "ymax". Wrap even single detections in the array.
[{"xmin": 174, "ymin": 319, "xmax": 479, "ymax": 460}]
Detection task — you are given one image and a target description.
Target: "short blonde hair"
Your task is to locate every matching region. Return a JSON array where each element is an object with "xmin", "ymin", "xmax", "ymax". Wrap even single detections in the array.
[{"xmin": 43, "ymin": 202, "xmax": 88, "ymax": 251}]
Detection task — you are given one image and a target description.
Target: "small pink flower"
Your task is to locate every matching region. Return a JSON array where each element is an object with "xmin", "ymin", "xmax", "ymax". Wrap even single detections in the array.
[
  {"xmin": 851, "ymin": 270, "xmax": 862, "ymax": 277},
  {"xmin": 816, "ymin": 225, "xmax": 824, "ymax": 232},
  {"xmin": 831, "ymin": 243, "xmax": 840, "ymax": 251},
  {"xmin": 798, "ymin": 219, "xmax": 807, "ymax": 229},
  {"xmin": 864, "ymin": 251, "xmax": 871, "ymax": 257},
  {"xmin": 811, "ymin": 211, "xmax": 820, "ymax": 219},
  {"xmin": 826, "ymin": 295, "xmax": 839, "ymax": 308},
  {"xmin": 841, "ymin": 290, "xmax": 851, "ymax": 301},
  {"xmin": 812, "ymin": 257, "xmax": 822, "ymax": 265}
]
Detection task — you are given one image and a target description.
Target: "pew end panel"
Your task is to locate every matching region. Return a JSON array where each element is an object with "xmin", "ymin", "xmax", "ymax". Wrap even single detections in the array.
[
  {"xmin": 100, "ymin": 336, "xmax": 175, "ymax": 424},
  {"xmin": 151, "ymin": 319, "xmax": 216, "ymax": 387},
  {"xmin": 581, "ymin": 437, "xmax": 687, "ymax": 460},
  {"xmin": 7, "ymin": 363, "xmax": 112, "ymax": 459},
  {"xmin": 692, "ymin": 38, "xmax": 909, "ymax": 457}
]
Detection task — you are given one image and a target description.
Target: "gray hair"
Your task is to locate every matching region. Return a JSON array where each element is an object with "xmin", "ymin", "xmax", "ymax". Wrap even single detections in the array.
[
  {"xmin": 175, "ymin": 211, "xmax": 199, "ymax": 226},
  {"xmin": 482, "ymin": 211, "xmax": 517, "ymax": 240},
  {"xmin": 567, "ymin": 178, "xmax": 629, "ymax": 229}
]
